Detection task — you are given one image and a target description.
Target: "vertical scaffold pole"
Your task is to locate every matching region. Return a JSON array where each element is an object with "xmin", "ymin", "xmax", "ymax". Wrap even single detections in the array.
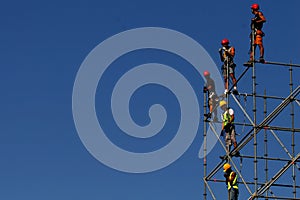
[
  {"xmin": 226, "ymin": 59, "xmax": 230, "ymax": 105},
  {"xmin": 251, "ymin": 23, "xmax": 258, "ymax": 199},
  {"xmin": 203, "ymin": 87, "xmax": 207, "ymax": 200},
  {"xmin": 263, "ymin": 89, "xmax": 269, "ymax": 199},
  {"xmin": 289, "ymin": 64, "xmax": 296, "ymax": 199}
]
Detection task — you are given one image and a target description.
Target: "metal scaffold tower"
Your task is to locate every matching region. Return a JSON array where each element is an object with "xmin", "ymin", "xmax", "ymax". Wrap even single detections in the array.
[{"xmin": 202, "ymin": 49, "xmax": 300, "ymax": 199}]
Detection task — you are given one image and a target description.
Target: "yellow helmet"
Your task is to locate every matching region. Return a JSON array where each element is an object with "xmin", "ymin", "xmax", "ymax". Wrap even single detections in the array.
[
  {"xmin": 219, "ymin": 100, "xmax": 227, "ymax": 107},
  {"xmin": 223, "ymin": 163, "xmax": 231, "ymax": 172}
]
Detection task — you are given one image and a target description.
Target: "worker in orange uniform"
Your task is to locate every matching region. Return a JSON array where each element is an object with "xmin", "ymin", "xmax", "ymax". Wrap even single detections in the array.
[
  {"xmin": 223, "ymin": 163, "xmax": 239, "ymax": 200},
  {"xmin": 245, "ymin": 3, "xmax": 267, "ymax": 65},
  {"xmin": 219, "ymin": 39, "xmax": 238, "ymax": 95}
]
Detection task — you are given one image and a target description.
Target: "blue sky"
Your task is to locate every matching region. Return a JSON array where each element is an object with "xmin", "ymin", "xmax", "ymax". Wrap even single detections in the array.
[{"xmin": 1, "ymin": 0, "xmax": 300, "ymax": 199}]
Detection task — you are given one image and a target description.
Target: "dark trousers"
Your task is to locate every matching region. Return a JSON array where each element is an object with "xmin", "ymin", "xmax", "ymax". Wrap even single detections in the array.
[{"xmin": 229, "ymin": 188, "xmax": 239, "ymax": 200}]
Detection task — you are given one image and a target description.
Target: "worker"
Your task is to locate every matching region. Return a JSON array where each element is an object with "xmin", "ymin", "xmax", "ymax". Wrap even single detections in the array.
[
  {"xmin": 219, "ymin": 100, "xmax": 239, "ymax": 156},
  {"xmin": 203, "ymin": 70, "xmax": 219, "ymax": 122},
  {"xmin": 245, "ymin": 3, "xmax": 267, "ymax": 65},
  {"xmin": 223, "ymin": 163, "xmax": 239, "ymax": 200},
  {"xmin": 219, "ymin": 39, "xmax": 238, "ymax": 95}
]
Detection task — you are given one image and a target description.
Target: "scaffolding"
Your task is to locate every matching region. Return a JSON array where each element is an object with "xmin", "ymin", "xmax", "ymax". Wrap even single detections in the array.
[{"xmin": 202, "ymin": 53, "xmax": 300, "ymax": 199}]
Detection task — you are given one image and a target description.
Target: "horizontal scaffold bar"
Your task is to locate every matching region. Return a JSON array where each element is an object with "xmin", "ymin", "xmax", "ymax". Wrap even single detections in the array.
[
  {"xmin": 240, "ymin": 155, "xmax": 300, "ymax": 162},
  {"xmin": 238, "ymin": 92, "xmax": 300, "ymax": 101},
  {"xmin": 233, "ymin": 122, "xmax": 300, "ymax": 133},
  {"xmin": 205, "ymin": 179, "xmax": 300, "ymax": 189},
  {"xmin": 263, "ymin": 60, "xmax": 300, "ymax": 68}
]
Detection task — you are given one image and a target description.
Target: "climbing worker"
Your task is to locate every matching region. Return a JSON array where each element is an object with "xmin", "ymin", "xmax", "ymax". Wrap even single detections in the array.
[
  {"xmin": 203, "ymin": 70, "xmax": 219, "ymax": 122},
  {"xmin": 219, "ymin": 100, "xmax": 239, "ymax": 156},
  {"xmin": 223, "ymin": 163, "xmax": 239, "ymax": 200},
  {"xmin": 245, "ymin": 3, "xmax": 267, "ymax": 65},
  {"xmin": 219, "ymin": 39, "xmax": 238, "ymax": 95}
]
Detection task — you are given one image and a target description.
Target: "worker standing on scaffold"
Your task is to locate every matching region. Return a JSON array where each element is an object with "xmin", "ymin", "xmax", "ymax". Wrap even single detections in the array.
[
  {"xmin": 219, "ymin": 39, "xmax": 238, "ymax": 95},
  {"xmin": 223, "ymin": 163, "xmax": 239, "ymax": 200},
  {"xmin": 203, "ymin": 70, "xmax": 219, "ymax": 122},
  {"xmin": 245, "ymin": 3, "xmax": 267, "ymax": 65},
  {"xmin": 219, "ymin": 100, "xmax": 239, "ymax": 157}
]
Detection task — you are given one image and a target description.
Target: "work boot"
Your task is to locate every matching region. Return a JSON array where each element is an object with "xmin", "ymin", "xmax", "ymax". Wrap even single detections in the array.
[
  {"xmin": 232, "ymin": 89, "xmax": 239, "ymax": 95},
  {"xmin": 233, "ymin": 151, "xmax": 241, "ymax": 157},
  {"xmin": 243, "ymin": 60, "xmax": 254, "ymax": 67},
  {"xmin": 234, "ymin": 142, "xmax": 238, "ymax": 148},
  {"xmin": 204, "ymin": 112, "xmax": 211, "ymax": 119},
  {"xmin": 219, "ymin": 155, "xmax": 228, "ymax": 161},
  {"xmin": 259, "ymin": 57, "xmax": 265, "ymax": 63},
  {"xmin": 233, "ymin": 142, "xmax": 240, "ymax": 157}
]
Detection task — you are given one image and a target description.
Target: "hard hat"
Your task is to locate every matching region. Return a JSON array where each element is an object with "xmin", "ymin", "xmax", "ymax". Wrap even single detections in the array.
[
  {"xmin": 251, "ymin": 3, "xmax": 259, "ymax": 10},
  {"xmin": 221, "ymin": 38, "xmax": 229, "ymax": 45},
  {"xmin": 219, "ymin": 100, "xmax": 227, "ymax": 107},
  {"xmin": 203, "ymin": 70, "xmax": 210, "ymax": 77},
  {"xmin": 223, "ymin": 163, "xmax": 231, "ymax": 172}
]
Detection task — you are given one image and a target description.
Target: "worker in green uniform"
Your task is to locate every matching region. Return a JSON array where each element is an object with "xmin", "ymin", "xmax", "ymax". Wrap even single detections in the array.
[
  {"xmin": 220, "ymin": 100, "xmax": 238, "ymax": 155},
  {"xmin": 223, "ymin": 163, "xmax": 239, "ymax": 200}
]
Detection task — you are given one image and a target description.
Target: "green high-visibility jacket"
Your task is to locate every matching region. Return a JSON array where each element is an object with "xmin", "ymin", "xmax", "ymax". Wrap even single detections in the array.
[
  {"xmin": 227, "ymin": 171, "xmax": 238, "ymax": 190},
  {"xmin": 222, "ymin": 109, "xmax": 234, "ymax": 127}
]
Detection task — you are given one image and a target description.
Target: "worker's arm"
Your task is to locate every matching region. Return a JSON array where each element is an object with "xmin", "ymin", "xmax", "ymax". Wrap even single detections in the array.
[
  {"xmin": 252, "ymin": 11, "xmax": 266, "ymax": 24},
  {"xmin": 230, "ymin": 113, "xmax": 235, "ymax": 124},
  {"xmin": 206, "ymin": 84, "xmax": 212, "ymax": 90},
  {"xmin": 224, "ymin": 172, "xmax": 230, "ymax": 185},
  {"xmin": 219, "ymin": 48, "xmax": 224, "ymax": 62},
  {"xmin": 228, "ymin": 108, "xmax": 235, "ymax": 124},
  {"xmin": 226, "ymin": 46, "xmax": 235, "ymax": 58},
  {"xmin": 257, "ymin": 12, "xmax": 266, "ymax": 23}
]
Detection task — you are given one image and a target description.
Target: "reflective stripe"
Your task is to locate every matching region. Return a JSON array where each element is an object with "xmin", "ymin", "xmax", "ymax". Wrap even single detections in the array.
[
  {"xmin": 222, "ymin": 111, "xmax": 233, "ymax": 126},
  {"xmin": 222, "ymin": 47, "xmax": 233, "ymax": 62},
  {"xmin": 228, "ymin": 171, "xmax": 238, "ymax": 190}
]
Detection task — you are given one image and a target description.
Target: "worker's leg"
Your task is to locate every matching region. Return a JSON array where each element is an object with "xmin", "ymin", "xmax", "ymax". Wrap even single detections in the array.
[
  {"xmin": 225, "ymin": 131, "xmax": 231, "ymax": 154},
  {"xmin": 222, "ymin": 65, "xmax": 229, "ymax": 93},
  {"xmin": 212, "ymin": 99, "xmax": 218, "ymax": 121},
  {"xmin": 250, "ymin": 44, "xmax": 257, "ymax": 61},
  {"xmin": 231, "ymin": 127, "xmax": 237, "ymax": 148},
  {"xmin": 209, "ymin": 98, "xmax": 213, "ymax": 113},
  {"xmin": 258, "ymin": 43, "xmax": 264, "ymax": 59},
  {"xmin": 229, "ymin": 73, "xmax": 237, "ymax": 90},
  {"xmin": 255, "ymin": 34, "xmax": 264, "ymax": 63},
  {"xmin": 223, "ymin": 77, "xmax": 229, "ymax": 94},
  {"xmin": 255, "ymin": 31, "xmax": 264, "ymax": 60},
  {"xmin": 229, "ymin": 188, "xmax": 239, "ymax": 200},
  {"xmin": 231, "ymin": 127, "xmax": 240, "ymax": 156},
  {"xmin": 229, "ymin": 63, "xmax": 236, "ymax": 86}
]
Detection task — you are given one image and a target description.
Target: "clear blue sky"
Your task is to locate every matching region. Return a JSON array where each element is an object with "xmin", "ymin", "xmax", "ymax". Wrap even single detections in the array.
[{"xmin": 1, "ymin": 0, "xmax": 299, "ymax": 199}]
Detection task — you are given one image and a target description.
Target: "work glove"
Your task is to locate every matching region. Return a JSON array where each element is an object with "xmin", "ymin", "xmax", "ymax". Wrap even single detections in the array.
[
  {"xmin": 251, "ymin": 17, "xmax": 257, "ymax": 22},
  {"xmin": 251, "ymin": 17, "xmax": 257, "ymax": 25},
  {"xmin": 223, "ymin": 50, "xmax": 229, "ymax": 56},
  {"xmin": 203, "ymin": 86, "xmax": 208, "ymax": 93}
]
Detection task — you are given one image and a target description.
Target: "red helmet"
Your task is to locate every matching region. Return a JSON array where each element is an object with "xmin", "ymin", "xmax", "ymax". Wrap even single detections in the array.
[
  {"xmin": 251, "ymin": 3, "xmax": 259, "ymax": 10},
  {"xmin": 221, "ymin": 38, "xmax": 229, "ymax": 45},
  {"xmin": 203, "ymin": 70, "xmax": 210, "ymax": 77}
]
